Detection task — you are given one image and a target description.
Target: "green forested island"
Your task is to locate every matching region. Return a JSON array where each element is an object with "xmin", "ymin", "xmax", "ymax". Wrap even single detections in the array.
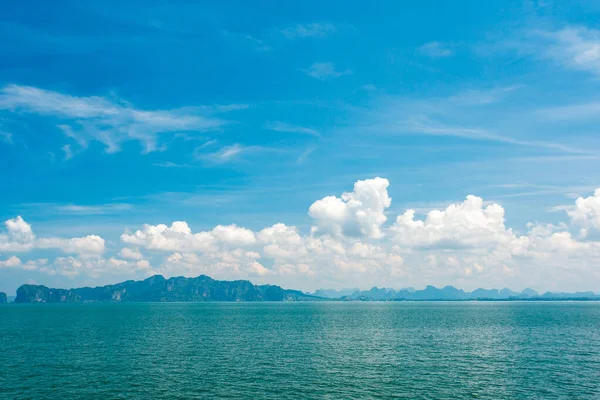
[{"xmin": 14, "ymin": 275, "xmax": 319, "ymax": 303}]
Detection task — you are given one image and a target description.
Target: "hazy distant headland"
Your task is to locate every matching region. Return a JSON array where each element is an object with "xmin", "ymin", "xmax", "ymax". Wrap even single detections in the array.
[{"xmin": 7, "ymin": 275, "xmax": 600, "ymax": 303}]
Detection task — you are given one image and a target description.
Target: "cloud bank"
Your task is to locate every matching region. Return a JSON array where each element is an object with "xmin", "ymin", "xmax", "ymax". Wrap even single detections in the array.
[{"xmin": 1, "ymin": 178, "xmax": 599, "ymax": 291}]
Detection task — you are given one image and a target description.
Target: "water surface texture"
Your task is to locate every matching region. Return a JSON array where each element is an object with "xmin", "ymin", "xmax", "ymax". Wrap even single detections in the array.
[{"xmin": 1, "ymin": 302, "xmax": 599, "ymax": 399}]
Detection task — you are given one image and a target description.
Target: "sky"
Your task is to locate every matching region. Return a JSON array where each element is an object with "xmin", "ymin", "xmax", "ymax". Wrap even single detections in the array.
[{"xmin": 1, "ymin": 0, "xmax": 600, "ymax": 295}]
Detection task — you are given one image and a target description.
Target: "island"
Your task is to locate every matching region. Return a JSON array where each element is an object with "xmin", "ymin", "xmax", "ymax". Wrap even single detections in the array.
[{"xmin": 14, "ymin": 274, "xmax": 320, "ymax": 303}]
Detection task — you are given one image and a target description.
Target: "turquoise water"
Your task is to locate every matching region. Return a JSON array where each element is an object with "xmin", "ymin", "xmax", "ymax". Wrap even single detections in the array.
[{"xmin": 1, "ymin": 302, "xmax": 599, "ymax": 399}]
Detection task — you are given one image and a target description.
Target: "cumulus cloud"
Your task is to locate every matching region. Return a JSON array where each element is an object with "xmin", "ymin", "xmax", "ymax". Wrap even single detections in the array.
[
  {"xmin": 37, "ymin": 235, "xmax": 105, "ymax": 256},
  {"xmin": 121, "ymin": 221, "xmax": 217, "ymax": 252},
  {"xmin": 118, "ymin": 248, "xmax": 144, "ymax": 260},
  {"xmin": 0, "ymin": 216, "xmax": 105, "ymax": 255},
  {"xmin": 3, "ymin": 180, "xmax": 600, "ymax": 292},
  {"xmin": 158, "ymin": 249, "xmax": 265, "ymax": 278},
  {"xmin": 309, "ymin": 177, "xmax": 391, "ymax": 238},
  {"xmin": 0, "ymin": 216, "xmax": 35, "ymax": 252},
  {"xmin": 0, "ymin": 256, "xmax": 22, "ymax": 268},
  {"xmin": 121, "ymin": 222, "xmax": 255, "ymax": 253},
  {"xmin": 568, "ymin": 189, "xmax": 600, "ymax": 230},
  {"xmin": 19, "ymin": 256, "xmax": 153, "ymax": 278},
  {"xmin": 211, "ymin": 225, "xmax": 256, "ymax": 246},
  {"xmin": 259, "ymin": 223, "xmax": 306, "ymax": 260},
  {"xmin": 390, "ymin": 195, "xmax": 522, "ymax": 249},
  {"xmin": 112, "ymin": 183, "xmax": 600, "ymax": 290}
]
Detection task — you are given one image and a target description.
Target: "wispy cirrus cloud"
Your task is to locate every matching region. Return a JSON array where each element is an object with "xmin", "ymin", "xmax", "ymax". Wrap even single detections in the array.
[
  {"xmin": 196, "ymin": 143, "xmax": 256, "ymax": 164},
  {"xmin": 304, "ymin": 62, "xmax": 352, "ymax": 80},
  {"xmin": 222, "ymin": 30, "xmax": 271, "ymax": 52},
  {"xmin": 196, "ymin": 143, "xmax": 289, "ymax": 164},
  {"xmin": 0, "ymin": 130, "xmax": 13, "ymax": 144},
  {"xmin": 418, "ymin": 41, "xmax": 453, "ymax": 58},
  {"xmin": 19, "ymin": 202, "xmax": 133, "ymax": 215},
  {"xmin": 56, "ymin": 203, "xmax": 133, "ymax": 215},
  {"xmin": 265, "ymin": 121, "xmax": 321, "ymax": 137},
  {"xmin": 405, "ymin": 116, "xmax": 597, "ymax": 155},
  {"xmin": 0, "ymin": 84, "xmax": 246, "ymax": 155},
  {"xmin": 61, "ymin": 144, "xmax": 73, "ymax": 161},
  {"xmin": 296, "ymin": 147, "xmax": 316, "ymax": 164},
  {"xmin": 153, "ymin": 161, "xmax": 192, "ymax": 168},
  {"xmin": 279, "ymin": 22, "xmax": 337, "ymax": 39},
  {"xmin": 348, "ymin": 87, "xmax": 599, "ymax": 156},
  {"xmin": 534, "ymin": 101, "xmax": 600, "ymax": 121},
  {"xmin": 449, "ymin": 85, "xmax": 523, "ymax": 105}
]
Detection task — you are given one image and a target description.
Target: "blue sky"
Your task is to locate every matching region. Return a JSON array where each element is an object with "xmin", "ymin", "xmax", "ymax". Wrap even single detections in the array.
[{"xmin": 1, "ymin": 0, "xmax": 600, "ymax": 294}]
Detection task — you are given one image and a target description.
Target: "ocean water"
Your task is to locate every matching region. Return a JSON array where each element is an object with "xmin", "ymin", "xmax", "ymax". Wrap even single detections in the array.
[{"xmin": 1, "ymin": 302, "xmax": 599, "ymax": 399}]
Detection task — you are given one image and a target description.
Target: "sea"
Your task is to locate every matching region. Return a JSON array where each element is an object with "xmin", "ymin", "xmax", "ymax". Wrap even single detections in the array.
[{"xmin": 1, "ymin": 302, "xmax": 599, "ymax": 399}]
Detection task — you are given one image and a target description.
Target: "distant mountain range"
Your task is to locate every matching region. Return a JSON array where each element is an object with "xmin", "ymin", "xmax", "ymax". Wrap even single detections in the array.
[
  {"xmin": 4, "ymin": 275, "xmax": 599, "ymax": 303},
  {"xmin": 316, "ymin": 286, "xmax": 600, "ymax": 301},
  {"xmin": 312, "ymin": 288, "xmax": 359, "ymax": 298}
]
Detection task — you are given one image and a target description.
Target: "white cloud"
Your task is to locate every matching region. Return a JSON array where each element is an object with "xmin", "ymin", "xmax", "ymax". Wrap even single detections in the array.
[
  {"xmin": 3, "ymin": 181, "xmax": 600, "ymax": 292},
  {"xmin": 0, "ymin": 216, "xmax": 35, "ymax": 252},
  {"xmin": 537, "ymin": 26, "xmax": 600, "ymax": 76},
  {"xmin": 280, "ymin": 23, "xmax": 337, "ymax": 39},
  {"xmin": 55, "ymin": 203, "xmax": 133, "ymax": 215},
  {"xmin": 568, "ymin": 189, "xmax": 600, "ymax": 230},
  {"xmin": 0, "ymin": 216, "xmax": 106, "ymax": 255},
  {"xmin": 0, "ymin": 131, "xmax": 13, "ymax": 144},
  {"xmin": 196, "ymin": 143, "xmax": 265, "ymax": 163},
  {"xmin": 5, "ymin": 216, "xmax": 35, "ymax": 240},
  {"xmin": 0, "ymin": 84, "xmax": 241, "ymax": 154},
  {"xmin": 304, "ymin": 62, "xmax": 352, "ymax": 80},
  {"xmin": 62, "ymin": 144, "xmax": 73, "ymax": 161},
  {"xmin": 0, "ymin": 256, "xmax": 22, "ymax": 268},
  {"xmin": 158, "ymin": 249, "xmax": 265, "ymax": 278},
  {"xmin": 52, "ymin": 256, "xmax": 83, "ymax": 277},
  {"xmin": 405, "ymin": 117, "xmax": 592, "ymax": 155},
  {"xmin": 449, "ymin": 85, "xmax": 522, "ymax": 105},
  {"xmin": 221, "ymin": 31, "xmax": 271, "ymax": 52},
  {"xmin": 22, "ymin": 258, "xmax": 48, "ymax": 271},
  {"xmin": 419, "ymin": 42, "xmax": 453, "ymax": 57},
  {"xmin": 535, "ymin": 101, "xmax": 600, "ymax": 121},
  {"xmin": 265, "ymin": 121, "xmax": 321, "ymax": 137},
  {"xmin": 353, "ymin": 90, "xmax": 595, "ymax": 157},
  {"xmin": 121, "ymin": 221, "xmax": 217, "ymax": 252},
  {"xmin": 121, "ymin": 221, "xmax": 257, "ymax": 253},
  {"xmin": 211, "ymin": 225, "xmax": 256, "ymax": 246},
  {"xmin": 118, "ymin": 247, "xmax": 144, "ymax": 260},
  {"xmin": 296, "ymin": 147, "xmax": 315, "ymax": 165},
  {"xmin": 37, "ymin": 235, "xmax": 105, "ymax": 256},
  {"xmin": 42, "ymin": 256, "xmax": 152, "ymax": 278},
  {"xmin": 309, "ymin": 177, "xmax": 391, "ymax": 239},
  {"xmin": 390, "ymin": 195, "xmax": 522, "ymax": 249},
  {"xmin": 259, "ymin": 223, "xmax": 306, "ymax": 260}
]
